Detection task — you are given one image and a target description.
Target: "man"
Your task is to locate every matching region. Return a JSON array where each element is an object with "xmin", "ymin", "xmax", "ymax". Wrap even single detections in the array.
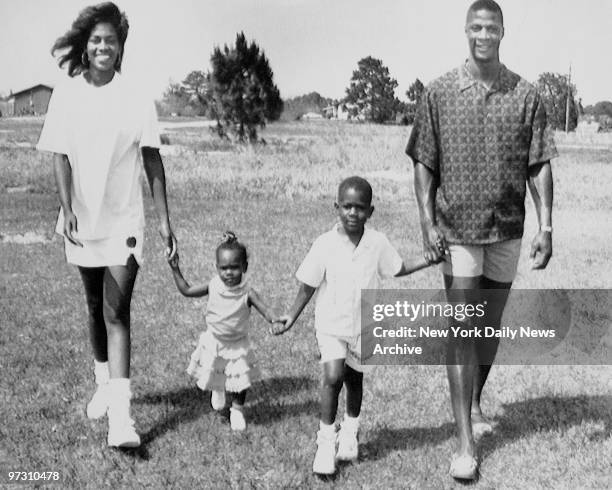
[{"xmin": 406, "ymin": 0, "xmax": 556, "ymax": 480}]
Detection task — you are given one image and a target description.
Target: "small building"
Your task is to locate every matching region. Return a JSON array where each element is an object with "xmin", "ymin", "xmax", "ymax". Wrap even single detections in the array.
[
  {"xmin": 300, "ymin": 111, "xmax": 323, "ymax": 120},
  {"xmin": 8, "ymin": 84, "xmax": 53, "ymax": 116}
]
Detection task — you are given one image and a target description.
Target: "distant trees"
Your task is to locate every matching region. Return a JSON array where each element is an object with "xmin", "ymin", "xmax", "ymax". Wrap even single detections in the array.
[
  {"xmin": 282, "ymin": 92, "xmax": 333, "ymax": 120},
  {"xmin": 345, "ymin": 56, "xmax": 400, "ymax": 123},
  {"xmin": 537, "ymin": 72, "xmax": 578, "ymax": 131},
  {"xmin": 401, "ymin": 78, "xmax": 425, "ymax": 125}
]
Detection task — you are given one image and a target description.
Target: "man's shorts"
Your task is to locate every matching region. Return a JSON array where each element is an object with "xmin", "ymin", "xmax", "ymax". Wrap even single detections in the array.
[
  {"xmin": 441, "ymin": 239, "xmax": 521, "ymax": 283},
  {"xmin": 315, "ymin": 332, "xmax": 373, "ymax": 373}
]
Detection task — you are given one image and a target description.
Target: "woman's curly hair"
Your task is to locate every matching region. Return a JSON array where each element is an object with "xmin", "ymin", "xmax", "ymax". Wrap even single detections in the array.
[{"xmin": 51, "ymin": 2, "xmax": 129, "ymax": 77}]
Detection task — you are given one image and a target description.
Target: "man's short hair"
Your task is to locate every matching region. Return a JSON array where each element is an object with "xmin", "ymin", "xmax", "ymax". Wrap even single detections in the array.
[
  {"xmin": 338, "ymin": 176, "xmax": 373, "ymax": 205},
  {"xmin": 467, "ymin": 0, "xmax": 504, "ymax": 25}
]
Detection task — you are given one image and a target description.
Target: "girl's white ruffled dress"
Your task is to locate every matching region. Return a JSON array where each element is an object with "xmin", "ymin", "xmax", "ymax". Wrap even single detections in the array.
[{"xmin": 187, "ymin": 275, "xmax": 259, "ymax": 392}]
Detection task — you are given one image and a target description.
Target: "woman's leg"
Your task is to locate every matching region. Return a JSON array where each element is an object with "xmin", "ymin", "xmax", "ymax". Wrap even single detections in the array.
[
  {"xmin": 78, "ymin": 266, "xmax": 107, "ymax": 361},
  {"xmin": 103, "ymin": 255, "xmax": 139, "ymax": 379}
]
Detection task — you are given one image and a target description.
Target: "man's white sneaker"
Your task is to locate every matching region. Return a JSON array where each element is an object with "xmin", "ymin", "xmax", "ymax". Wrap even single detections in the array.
[
  {"xmin": 107, "ymin": 413, "xmax": 141, "ymax": 448},
  {"xmin": 86, "ymin": 383, "xmax": 109, "ymax": 419},
  {"xmin": 336, "ymin": 422, "xmax": 359, "ymax": 461},
  {"xmin": 230, "ymin": 407, "xmax": 246, "ymax": 431},
  {"xmin": 312, "ymin": 430, "xmax": 337, "ymax": 475},
  {"xmin": 210, "ymin": 390, "xmax": 226, "ymax": 411}
]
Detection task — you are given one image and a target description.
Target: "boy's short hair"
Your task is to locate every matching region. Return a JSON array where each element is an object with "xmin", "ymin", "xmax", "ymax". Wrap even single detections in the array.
[
  {"xmin": 467, "ymin": 0, "xmax": 504, "ymax": 25},
  {"xmin": 338, "ymin": 176, "xmax": 373, "ymax": 205}
]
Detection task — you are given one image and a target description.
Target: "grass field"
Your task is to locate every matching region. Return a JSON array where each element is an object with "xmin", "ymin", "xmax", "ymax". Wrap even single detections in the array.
[{"xmin": 1, "ymin": 118, "xmax": 611, "ymax": 488}]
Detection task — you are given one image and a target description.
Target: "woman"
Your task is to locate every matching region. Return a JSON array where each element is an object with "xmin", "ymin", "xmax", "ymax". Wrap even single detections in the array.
[{"xmin": 37, "ymin": 2, "xmax": 177, "ymax": 448}]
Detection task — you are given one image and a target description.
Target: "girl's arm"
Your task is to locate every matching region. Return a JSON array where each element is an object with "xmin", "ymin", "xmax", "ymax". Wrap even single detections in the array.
[
  {"xmin": 53, "ymin": 153, "xmax": 82, "ymax": 247},
  {"xmin": 247, "ymin": 289, "xmax": 276, "ymax": 323},
  {"xmin": 142, "ymin": 147, "xmax": 177, "ymax": 258},
  {"xmin": 273, "ymin": 282, "xmax": 316, "ymax": 335},
  {"xmin": 168, "ymin": 255, "xmax": 208, "ymax": 297}
]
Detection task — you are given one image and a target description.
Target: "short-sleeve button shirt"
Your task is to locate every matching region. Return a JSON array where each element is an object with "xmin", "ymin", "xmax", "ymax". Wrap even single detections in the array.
[
  {"xmin": 406, "ymin": 63, "xmax": 557, "ymax": 244},
  {"xmin": 296, "ymin": 224, "xmax": 403, "ymax": 337}
]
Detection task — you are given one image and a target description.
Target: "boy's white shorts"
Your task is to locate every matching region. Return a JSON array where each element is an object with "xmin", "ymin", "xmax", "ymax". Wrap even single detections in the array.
[
  {"xmin": 441, "ymin": 239, "xmax": 521, "ymax": 283},
  {"xmin": 315, "ymin": 332, "xmax": 373, "ymax": 373}
]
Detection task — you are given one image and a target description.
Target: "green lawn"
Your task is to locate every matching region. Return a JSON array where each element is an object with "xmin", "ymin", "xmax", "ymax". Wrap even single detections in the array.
[{"xmin": 1, "ymin": 119, "xmax": 611, "ymax": 488}]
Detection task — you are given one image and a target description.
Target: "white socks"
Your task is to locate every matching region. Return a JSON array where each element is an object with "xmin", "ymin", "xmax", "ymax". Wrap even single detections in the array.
[{"xmin": 93, "ymin": 360, "xmax": 109, "ymax": 385}]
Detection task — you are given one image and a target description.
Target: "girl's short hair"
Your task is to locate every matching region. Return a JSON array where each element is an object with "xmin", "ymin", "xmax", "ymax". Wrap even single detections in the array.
[
  {"xmin": 216, "ymin": 231, "xmax": 248, "ymax": 265},
  {"xmin": 52, "ymin": 2, "xmax": 129, "ymax": 77}
]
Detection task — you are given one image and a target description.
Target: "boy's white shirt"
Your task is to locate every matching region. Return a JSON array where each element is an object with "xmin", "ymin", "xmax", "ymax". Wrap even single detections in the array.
[
  {"xmin": 36, "ymin": 73, "xmax": 161, "ymax": 240},
  {"xmin": 296, "ymin": 223, "xmax": 403, "ymax": 337}
]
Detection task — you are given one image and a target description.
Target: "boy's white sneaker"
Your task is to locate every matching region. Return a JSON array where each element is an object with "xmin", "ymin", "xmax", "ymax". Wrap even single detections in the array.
[
  {"xmin": 210, "ymin": 390, "xmax": 226, "ymax": 411},
  {"xmin": 312, "ymin": 430, "xmax": 337, "ymax": 475},
  {"xmin": 336, "ymin": 421, "xmax": 359, "ymax": 461},
  {"xmin": 230, "ymin": 407, "xmax": 246, "ymax": 431},
  {"xmin": 86, "ymin": 383, "xmax": 109, "ymax": 419}
]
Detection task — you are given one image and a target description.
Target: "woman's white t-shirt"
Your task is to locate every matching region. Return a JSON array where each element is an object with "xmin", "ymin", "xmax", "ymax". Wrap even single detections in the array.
[{"xmin": 37, "ymin": 73, "xmax": 161, "ymax": 240}]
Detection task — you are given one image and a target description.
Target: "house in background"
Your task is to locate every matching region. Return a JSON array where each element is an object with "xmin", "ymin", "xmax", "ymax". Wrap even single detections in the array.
[{"xmin": 7, "ymin": 84, "xmax": 53, "ymax": 116}]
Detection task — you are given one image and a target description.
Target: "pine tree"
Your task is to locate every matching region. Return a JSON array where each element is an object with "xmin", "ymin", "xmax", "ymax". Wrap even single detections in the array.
[{"xmin": 209, "ymin": 32, "xmax": 283, "ymax": 142}]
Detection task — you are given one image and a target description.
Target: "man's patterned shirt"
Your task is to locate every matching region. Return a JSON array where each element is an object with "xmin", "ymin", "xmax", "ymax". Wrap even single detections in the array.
[{"xmin": 406, "ymin": 63, "xmax": 557, "ymax": 244}]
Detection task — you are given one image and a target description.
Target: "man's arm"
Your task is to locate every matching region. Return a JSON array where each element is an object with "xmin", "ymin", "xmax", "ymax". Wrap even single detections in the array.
[
  {"xmin": 414, "ymin": 162, "xmax": 445, "ymax": 263},
  {"xmin": 527, "ymin": 161, "xmax": 553, "ymax": 269}
]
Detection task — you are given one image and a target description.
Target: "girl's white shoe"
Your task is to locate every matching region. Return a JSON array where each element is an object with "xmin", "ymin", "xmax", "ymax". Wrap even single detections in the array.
[
  {"xmin": 229, "ymin": 407, "xmax": 246, "ymax": 431},
  {"xmin": 210, "ymin": 390, "xmax": 226, "ymax": 411}
]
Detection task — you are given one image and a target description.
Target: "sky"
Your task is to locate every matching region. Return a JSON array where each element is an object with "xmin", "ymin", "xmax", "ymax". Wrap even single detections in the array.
[{"xmin": 1, "ymin": 0, "xmax": 611, "ymax": 105}]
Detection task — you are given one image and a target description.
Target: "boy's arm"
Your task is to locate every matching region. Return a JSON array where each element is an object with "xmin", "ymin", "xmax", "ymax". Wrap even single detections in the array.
[
  {"xmin": 273, "ymin": 282, "xmax": 316, "ymax": 335},
  {"xmin": 394, "ymin": 256, "xmax": 433, "ymax": 277},
  {"xmin": 168, "ymin": 256, "xmax": 209, "ymax": 297},
  {"xmin": 248, "ymin": 288, "xmax": 276, "ymax": 323}
]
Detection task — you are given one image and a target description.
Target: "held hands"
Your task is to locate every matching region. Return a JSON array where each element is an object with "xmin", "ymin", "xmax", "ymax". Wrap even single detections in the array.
[
  {"xmin": 159, "ymin": 222, "xmax": 178, "ymax": 260},
  {"xmin": 530, "ymin": 230, "xmax": 552, "ymax": 269},
  {"xmin": 422, "ymin": 224, "xmax": 447, "ymax": 264},
  {"xmin": 269, "ymin": 315, "xmax": 294, "ymax": 336},
  {"xmin": 167, "ymin": 252, "xmax": 180, "ymax": 269}
]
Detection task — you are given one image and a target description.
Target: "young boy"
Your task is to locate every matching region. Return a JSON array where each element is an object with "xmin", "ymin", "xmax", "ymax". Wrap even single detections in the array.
[{"xmin": 273, "ymin": 176, "xmax": 433, "ymax": 475}]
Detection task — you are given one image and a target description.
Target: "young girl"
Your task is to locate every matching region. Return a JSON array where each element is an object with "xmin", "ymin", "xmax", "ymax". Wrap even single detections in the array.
[{"xmin": 168, "ymin": 232, "xmax": 277, "ymax": 430}]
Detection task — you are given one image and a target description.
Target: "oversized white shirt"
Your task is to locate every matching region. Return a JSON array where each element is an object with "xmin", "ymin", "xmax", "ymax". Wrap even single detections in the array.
[
  {"xmin": 36, "ymin": 73, "xmax": 160, "ymax": 240},
  {"xmin": 296, "ymin": 224, "xmax": 403, "ymax": 337}
]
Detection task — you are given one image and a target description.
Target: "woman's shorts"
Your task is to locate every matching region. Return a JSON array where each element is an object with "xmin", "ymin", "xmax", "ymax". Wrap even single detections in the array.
[{"xmin": 63, "ymin": 230, "xmax": 144, "ymax": 267}]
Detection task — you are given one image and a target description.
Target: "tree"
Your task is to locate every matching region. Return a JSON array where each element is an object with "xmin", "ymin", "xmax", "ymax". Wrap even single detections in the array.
[
  {"xmin": 208, "ymin": 32, "xmax": 283, "ymax": 142},
  {"xmin": 345, "ymin": 56, "xmax": 399, "ymax": 123},
  {"xmin": 536, "ymin": 72, "xmax": 578, "ymax": 131},
  {"xmin": 406, "ymin": 78, "xmax": 425, "ymax": 105}
]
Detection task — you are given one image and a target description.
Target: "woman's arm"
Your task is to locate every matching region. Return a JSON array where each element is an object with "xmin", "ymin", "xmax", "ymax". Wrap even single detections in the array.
[
  {"xmin": 53, "ymin": 153, "xmax": 82, "ymax": 247},
  {"xmin": 248, "ymin": 289, "xmax": 276, "ymax": 323},
  {"xmin": 142, "ymin": 146, "xmax": 176, "ymax": 257}
]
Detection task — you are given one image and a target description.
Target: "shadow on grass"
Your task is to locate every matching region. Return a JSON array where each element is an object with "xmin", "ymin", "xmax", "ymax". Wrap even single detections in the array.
[
  {"xmin": 360, "ymin": 423, "xmax": 456, "ymax": 462},
  {"xmin": 130, "ymin": 375, "xmax": 317, "ymax": 455},
  {"xmin": 479, "ymin": 395, "xmax": 612, "ymax": 459},
  {"xmin": 360, "ymin": 394, "xmax": 611, "ymax": 465}
]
